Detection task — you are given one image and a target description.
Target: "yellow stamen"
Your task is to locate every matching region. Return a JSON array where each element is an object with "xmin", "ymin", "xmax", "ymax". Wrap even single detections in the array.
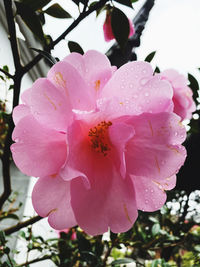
[
  {"xmin": 95, "ymin": 80, "xmax": 101, "ymax": 91},
  {"xmin": 88, "ymin": 121, "xmax": 112, "ymax": 156}
]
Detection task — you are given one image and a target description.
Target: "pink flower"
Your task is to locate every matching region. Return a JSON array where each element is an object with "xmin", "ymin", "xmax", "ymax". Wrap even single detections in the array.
[
  {"xmin": 103, "ymin": 12, "xmax": 135, "ymax": 42},
  {"xmin": 159, "ymin": 69, "xmax": 196, "ymax": 120},
  {"xmin": 11, "ymin": 50, "xmax": 186, "ymax": 235}
]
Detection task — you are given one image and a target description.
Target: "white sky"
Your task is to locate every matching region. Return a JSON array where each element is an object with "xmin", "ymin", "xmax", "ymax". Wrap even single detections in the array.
[{"xmin": 43, "ymin": 0, "xmax": 200, "ymax": 79}]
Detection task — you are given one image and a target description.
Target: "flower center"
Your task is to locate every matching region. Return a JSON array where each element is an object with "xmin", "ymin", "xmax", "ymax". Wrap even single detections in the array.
[{"xmin": 88, "ymin": 121, "xmax": 112, "ymax": 156}]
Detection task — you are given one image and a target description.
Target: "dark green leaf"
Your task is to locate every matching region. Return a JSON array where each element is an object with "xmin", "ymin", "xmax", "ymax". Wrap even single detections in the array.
[
  {"xmin": 113, "ymin": 0, "xmax": 133, "ymax": 8},
  {"xmin": 77, "ymin": 232, "xmax": 91, "ymax": 252},
  {"xmin": 96, "ymin": 4, "xmax": 107, "ymax": 17},
  {"xmin": 0, "ymin": 231, "xmax": 6, "ymax": 244},
  {"xmin": 72, "ymin": 0, "xmax": 80, "ymax": 5},
  {"xmin": 30, "ymin": 48, "xmax": 58, "ymax": 65},
  {"xmin": 68, "ymin": 41, "xmax": 84, "ymax": 55},
  {"xmin": 154, "ymin": 66, "xmax": 160, "ymax": 74},
  {"xmin": 3, "ymin": 66, "xmax": 9, "ymax": 72},
  {"xmin": 15, "ymin": 2, "xmax": 44, "ymax": 42},
  {"xmin": 188, "ymin": 73, "xmax": 199, "ymax": 105},
  {"xmin": 151, "ymin": 223, "xmax": 160, "ymax": 237},
  {"xmin": 111, "ymin": 7, "xmax": 130, "ymax": 50},
  {"xmin": 131, "ymin": 0, "xmax": 139, "ymax": 2},
  {"xmin": 145, "ymin": 51, "xmax": 156, "ymax": 63},
  {"xmin": 44, "ymin": 4, "xmax": 72, "ymax": 19},
  {"xmin": 21, "ymin": 0, "xmax": 52, "ymax": 11},
  {"xmin": 111, "ymin": 258, "xmax": 134, "ymax": 266},
  {"xmin": 3, "ymin": 247, "xmax": 10, "ymax": 254}
]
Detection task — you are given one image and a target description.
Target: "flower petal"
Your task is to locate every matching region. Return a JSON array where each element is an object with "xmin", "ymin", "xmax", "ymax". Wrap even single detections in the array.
[
  {"xmin": 131, "ymin": 175, "xmax": 167, "ymax": 212},
  {"xmin": 71, "ymin": 171, "xmax": 137, "ymax": 235},
  {"xmin": 101, "ymin": 61, "xmax": 173, "ymax": 116},
  {"xmin": 109, "ymin": 121, "xmax": 135, "ymax": 178},
  {"xmin": 13, "ymin": 104, "xmax": 30, "ymax": 125},
  {"xmin": 11, "ymin": 115, "xmax": 67, "ymax": 177},
  {"xmin": 32, "ymin": 175, "xmax": 76, "ymax": 229},
  {"xmin": 48, "ymin": 61, "xmax": 95, "ymax": 111},
  {"xmin": 29, "ymin": 78, "xmax": 72, "ymax": 131},
  {"xmin": 126, "ymin": 112, "xmax": 186, "ymax": 180},
  {"xmin": 63, "ymin": 50, "xmax": 114, "ymax": 101}
]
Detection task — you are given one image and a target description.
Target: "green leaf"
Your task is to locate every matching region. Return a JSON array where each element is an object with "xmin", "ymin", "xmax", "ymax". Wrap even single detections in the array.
[
  {"xmin": 111, "ymin": 7, "xmax": 130, "ymax": 50},
  {"xmin": 15, "ymin": 2, "xmax": 44, "ymax": 42},
  {"xmin": 111, "ymin": 258, "xmax": 134, "ymax": 266},
  {"xmin": 154, "ymin": 66, "xmax": 160, "ymax": 74},
  {"xmin": 0, "ymin": 231, "xmax": 6, "ymax": 244},
  {"xmin": 44, "ymin": 4, "xmax": 72, "ymax": 19},
  {"xmin": 113, "ymin": 0, "xmax": 133, "ymax": 8},
  {"xmin": 68, "ymin": 41, "xmax": 84, "ymax": 55},
  {"xmin": 151, "ymin": 223, "xmax": 160, "ymax": 237},
  {"xmin": 30, "ymin": 48, "xmax": 58, "ymax": 65},
  {"xmin": 131, "ymin": 0, "xmax": 139, "ymax": 2},
  {"xmin": 3, "ymin": 66, "xmax": 9, "ymax": 72},
  {"xmin": 188, "ymin": 73, "xmax": 199, "ymax": 105},
  {"xmin": 145, "ymin": 51, "xmax": 156, "ymax": 63},
  {"xmin": 21, "ymin": 0, "xmax": 52, "ymax": 11}
]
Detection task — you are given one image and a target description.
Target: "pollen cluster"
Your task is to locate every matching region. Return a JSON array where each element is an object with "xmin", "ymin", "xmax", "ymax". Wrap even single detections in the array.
[{"xmin": 88, "ymin": 121, "xmax": 112, "ymax": 156}]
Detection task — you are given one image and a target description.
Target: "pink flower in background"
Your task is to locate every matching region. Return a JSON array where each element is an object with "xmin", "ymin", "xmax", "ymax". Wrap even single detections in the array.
[
  {"xmin": 159, "ymin": 69, "xmax": 196, "ymax": 120},
  {"xmin": 11, "ymin": 50, "xmax": 186, "ymax": 235},
  {"xmin": 103, "ymin": 12, "xmax": 135, "ymax": 42},
  {"xmin": 57, "ymin": 228, "xmax": 77, "ymax": 240}
]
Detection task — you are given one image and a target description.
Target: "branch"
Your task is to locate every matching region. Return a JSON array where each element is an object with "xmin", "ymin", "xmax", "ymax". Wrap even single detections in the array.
[
  {"xmin": 4, "ymin": 215, "xmax": 42, "ymax": 235},
  {"xmin": 3, "ymin": 0, "xmax": 21, "ymax": 70},
  {"xmin": 106, "ymin": 0, "xmax": 155, "ymax": 67},
  {"xmin": 17, "ymin": 255, "xmax": 52, "ymax": 267},
  {"xmin": 0, "ymin": 68, "xmax": 13, "ymax": 79},
  {"xmin": 22, "ymin": 0, "xmax": 108, "ymax": 74}
]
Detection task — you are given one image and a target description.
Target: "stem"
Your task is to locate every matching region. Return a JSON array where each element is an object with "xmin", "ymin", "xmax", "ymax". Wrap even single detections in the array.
[
  {"xmin": 7, "ymin": 252, "xmax": 14, "ymax": 267},
  {"xmin": 22, "ymin": 0, "xmax": 108, "ymax": 74},
  {"xmin": 0, "ymin": 68, "xmax": 13, "ymax": 79},
  {"xmin": 4, "ymin": 215, "xmax": 42, "ymax": 235}
]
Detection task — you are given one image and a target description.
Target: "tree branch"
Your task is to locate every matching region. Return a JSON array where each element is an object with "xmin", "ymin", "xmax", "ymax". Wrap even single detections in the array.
[
  {"xmin": 22, "ymin": 0, "xmax": 108, "ymax": 74},
  {"xmin": 0, "ymin": 68, "xmax": 13, "ymax": 79},
  {"xmin": 3, "ymin": 0, "xmax": 21, "ymax": 70},
  {"xmin": 17, "ymin": 255, "xmax": 52, "ymax": 267},
  {"xmin": 107, "ymin": 0, "xmax": 155, "ymax": 67},
  {"xmin": 4, "ymin": 215, "xmax": 42, "ymax": 235}
]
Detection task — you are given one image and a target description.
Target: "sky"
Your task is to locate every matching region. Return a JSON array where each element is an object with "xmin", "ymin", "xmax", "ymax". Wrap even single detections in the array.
[{"xmin": 43, "ymin": 0, "xmax": 200, "ymax": 79}]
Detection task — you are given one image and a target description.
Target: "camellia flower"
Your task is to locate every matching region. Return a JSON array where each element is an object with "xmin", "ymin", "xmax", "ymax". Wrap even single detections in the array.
[
  {"xmin": 159, "ymin": 69, "xmax": 196, "ymax": 120},
  {"xmin": 103, "ymin": 12, "xmax": 135, "ymax": 42},
  {"xmin": 11, "ymin": 50, "xmax": 187, "ymax": 235}
]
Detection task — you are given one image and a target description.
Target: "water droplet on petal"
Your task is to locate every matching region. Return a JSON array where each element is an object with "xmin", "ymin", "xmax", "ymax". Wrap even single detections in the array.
[
  {"xmin": 150, "ymin": 189, "xmax": 154, "ymax": 193},
  {"xmin": 142, "ymin": 69, "xmax": 147, "ymax": 74},
  {"xmin": 174, "ymin": 132, "xmax": 178, "ymax": 136},
  {"xmin": 145, "ymin": 92, "xmax": 149, "ymax": 97},
  {"xmin": 145, "ymin": 200, "xmax": 149, "ymax": 204}
]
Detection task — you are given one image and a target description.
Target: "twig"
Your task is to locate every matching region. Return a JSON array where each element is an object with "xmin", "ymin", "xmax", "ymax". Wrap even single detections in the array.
[
  {"xmin": 4, "ymin": 215, "xmax": 43, "ymax": 235},
  {"xmin": 22, "ymin": 0, "xmax": 108, "ymax": 75},
  {"xmin": 0, "ymin": 67, "xmax": 13, "ymax": 79},
  {"xmin": 17, "ymin": 255, "xmax": 52, "ymax": 267}
]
